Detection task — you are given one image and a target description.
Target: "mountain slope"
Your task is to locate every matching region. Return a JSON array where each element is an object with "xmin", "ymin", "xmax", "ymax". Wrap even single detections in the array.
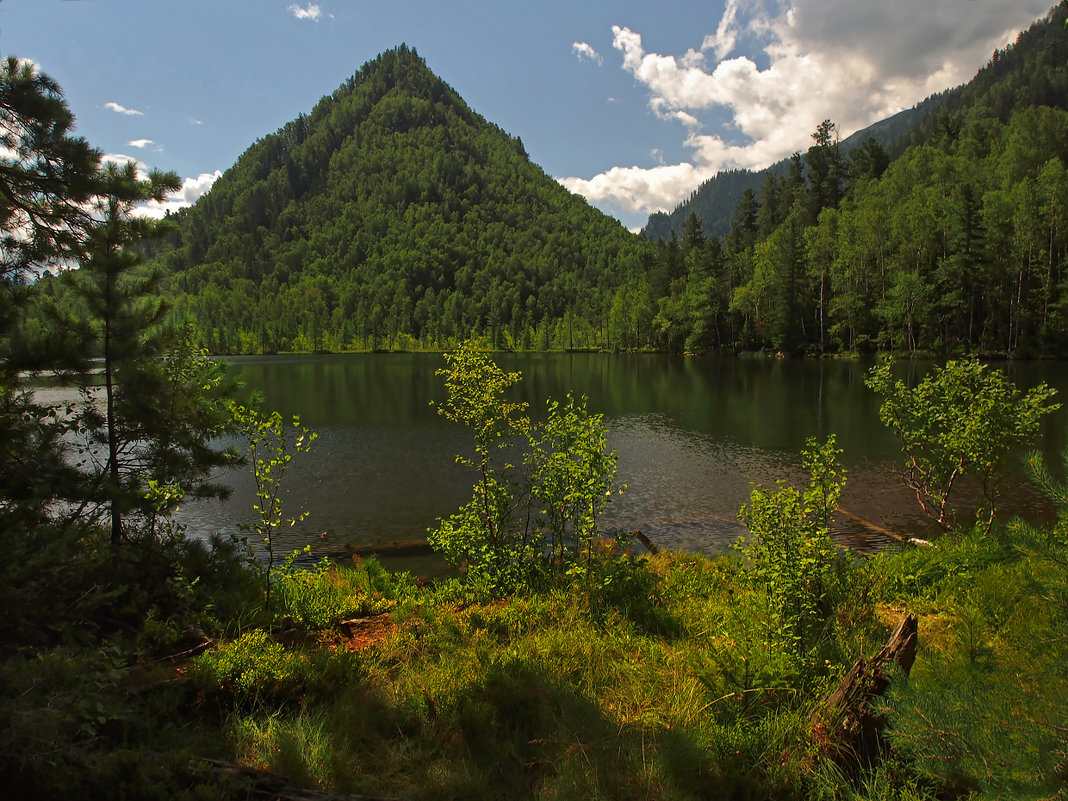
[
  {"xmin": 150, "ymin": 46, "xmax": 652, "ymax": 353},
  {"xmin": 643, "ymin": 2, "xmax": 1068, "ymax": 240}
]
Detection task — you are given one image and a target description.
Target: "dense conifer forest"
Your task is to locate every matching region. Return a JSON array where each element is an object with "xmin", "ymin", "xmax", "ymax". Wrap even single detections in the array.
[{"xmin": 111, "ymin": 4, "xmax": 1068, "ymax": 358}]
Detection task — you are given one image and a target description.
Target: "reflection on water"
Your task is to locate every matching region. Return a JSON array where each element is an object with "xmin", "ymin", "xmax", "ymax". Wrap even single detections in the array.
[{"xmin": 175, "ymin": 353, "xmax": 1068, "ymax": 557}]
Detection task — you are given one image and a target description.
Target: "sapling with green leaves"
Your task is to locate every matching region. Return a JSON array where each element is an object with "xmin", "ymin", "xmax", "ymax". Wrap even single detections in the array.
[
  {"xmin": 736, "ymin": 435, "xmax": 845, "ymax": 676},
  {"xmin": 429, "ymin": 342, "xmax": 623, "ymax": 595},
  {"xmin": 231, "ymin": 403, "xmax": 317, "ymax": 619},
  {"xmin": 527, "ymin": 392, "xmax": 622, "ymax": 595},
  {"xmin": 866, "ymin": 358, "xmax": 1058, "ymax": 535}
]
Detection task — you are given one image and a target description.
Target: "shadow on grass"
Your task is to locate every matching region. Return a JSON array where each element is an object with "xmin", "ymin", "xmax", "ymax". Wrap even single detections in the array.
[{"xmin": 320, "ymin": 657, "xmax": 788, "ymax": 801}]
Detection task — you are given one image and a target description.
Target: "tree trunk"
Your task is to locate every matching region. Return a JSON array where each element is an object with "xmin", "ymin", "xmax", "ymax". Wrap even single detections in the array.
[{"xmin": 809, "ymin": 613, "xmax": 918, "ymax": 769}]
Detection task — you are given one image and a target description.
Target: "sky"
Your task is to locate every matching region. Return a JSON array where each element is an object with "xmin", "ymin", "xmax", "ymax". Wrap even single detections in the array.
[{"xmin": 0, "ymin": 0, "xmax": 1056, "ymax": 230}]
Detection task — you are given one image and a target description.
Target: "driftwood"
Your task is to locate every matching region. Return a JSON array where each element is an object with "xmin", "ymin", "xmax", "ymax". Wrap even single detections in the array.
[
  {"xmin": 344, "ymin": 539, "xmax": 434, "ymax": 558},
  {"xmin": 836, "ymin": 507, "xmax": 933, "ymax": 547},
  {"xmin": 203, "ymin": 759, "xmax": 414, "ymax": 801},
  {"xmin": 810, "ymin": 613, "xmax": 919, "ymax": 768},
  {"xmin": 631, "ymin": 529, "xmax": 659, "ymax": 555}
]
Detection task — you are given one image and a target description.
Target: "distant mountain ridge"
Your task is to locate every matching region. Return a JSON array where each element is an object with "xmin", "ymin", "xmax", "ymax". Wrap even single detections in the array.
[{"xmin": 642, "ymin": 3, "xmax": 1068, "ymax": 240}]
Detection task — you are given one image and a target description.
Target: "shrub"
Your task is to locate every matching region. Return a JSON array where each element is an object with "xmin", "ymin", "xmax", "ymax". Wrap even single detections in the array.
[
  {"xmin": 736, "ymin": 435, "xmax": 850, "ymax": 678},
  {"xmin": 866, "ymin": 357, "xmax": 1058, "ymax": 534},
  {"xmin": 274, "ymin": 555, "xmax": 415, "ymax": 628},
  {"xmin": 194, "ymin": 629, "xmax": 311, "ymax": 697},
  {"xmin": 428, "ymin": 343, "xmax": 624, "ymax": 596}
]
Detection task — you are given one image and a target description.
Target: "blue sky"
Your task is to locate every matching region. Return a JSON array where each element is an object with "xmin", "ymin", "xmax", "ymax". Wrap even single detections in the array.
[{"xmin": 1, "ymin": 0, "xmax": 1055, "ymax": 229}]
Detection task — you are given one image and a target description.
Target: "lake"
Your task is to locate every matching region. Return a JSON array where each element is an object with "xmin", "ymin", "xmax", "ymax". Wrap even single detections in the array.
[{"xmin": 174, "ymin": 353, "xmax": 1068, "ymax": 562}]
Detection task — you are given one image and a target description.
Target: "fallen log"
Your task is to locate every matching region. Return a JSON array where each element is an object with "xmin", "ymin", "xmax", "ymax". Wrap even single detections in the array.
[
  {"xmin": 345, "ymin": 539, "xmax": 435, "ymax": 558},
  {"xmin": 631, "ymin": 529, "xmax": 659, "ymax": 555},
  {"xmin": 810, "ymin": 613, "xmax": 919, "ymax": 769},
  {"xmin": 836, "ymin": 507, "xmax": 933, "ymax": 547}
]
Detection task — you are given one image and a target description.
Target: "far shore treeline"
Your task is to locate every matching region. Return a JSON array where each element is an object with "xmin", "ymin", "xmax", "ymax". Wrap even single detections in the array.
[{"xmin": 28, "ymin": 5, "xmax": 1068, "ymax": 359}]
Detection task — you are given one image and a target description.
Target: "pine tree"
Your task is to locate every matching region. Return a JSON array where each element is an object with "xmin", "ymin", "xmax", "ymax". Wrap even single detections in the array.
[{"xmin": 66, "ymin": 162, "xmax": 237, "ymax": 544}]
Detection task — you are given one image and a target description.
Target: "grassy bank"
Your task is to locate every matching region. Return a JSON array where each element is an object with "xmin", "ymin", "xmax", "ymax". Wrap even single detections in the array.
[{"xmin": 3, "ymin": 518, "xmax": 1067, "ymax": 800}]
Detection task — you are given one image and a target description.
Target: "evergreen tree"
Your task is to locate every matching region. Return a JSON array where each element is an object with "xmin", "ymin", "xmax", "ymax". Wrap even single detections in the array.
[{"xmin": 65, "ymin": 163, "xmax": 237, "ymax": 544}]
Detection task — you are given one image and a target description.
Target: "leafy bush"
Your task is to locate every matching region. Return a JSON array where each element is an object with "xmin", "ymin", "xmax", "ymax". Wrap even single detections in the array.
[
  {"xmin": 866, "ymin": 357, "xmax": 1058, "ymax": 534},
  {"xmin": 736, "ymin": 435, "xmax": 851, "ymax": 678},
  {"xmin": 429, "ymin": 343, "xmax": 625, "ymax": 596},
  {"xmin": 194, "ymin": 629, "xmax": 312, "ymax": 697}
]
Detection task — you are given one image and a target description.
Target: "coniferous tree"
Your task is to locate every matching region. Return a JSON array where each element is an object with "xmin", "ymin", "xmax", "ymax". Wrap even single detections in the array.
[{"xmin": 66, "ymin": 162, "xmax": 236, "ymax": 544}]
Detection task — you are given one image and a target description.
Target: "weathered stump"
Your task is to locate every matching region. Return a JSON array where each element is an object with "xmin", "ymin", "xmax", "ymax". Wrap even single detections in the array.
[{"xmin": 810, "ymin": 613, "xmax": 919, "ymax": 769}]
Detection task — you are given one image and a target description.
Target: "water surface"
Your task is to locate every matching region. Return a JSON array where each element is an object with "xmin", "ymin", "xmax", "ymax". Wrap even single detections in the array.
[{"xmin": 175, "ymin": 354, "xmax": 1068, "ymax": 558}]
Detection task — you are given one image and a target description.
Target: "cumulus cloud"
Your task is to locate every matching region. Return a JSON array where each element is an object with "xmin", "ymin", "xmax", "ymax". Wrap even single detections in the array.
[
  {"xmin": 127, "ymin": 139, "xmax": 161, "ymax": 151},
  {"xmin": 702, "ymin": 0, "xmax": 743, "ymax": 61},
  {"xmin": 135, "ymin": 170, "xmax": 223, "ymax": 219},
  {"xmin": 572, "ymin": 41, "xmax": 603, "ymax": 66},
  {"xmin": 288, "ymin": 3, "xmax": 322, "ymax": 22},
  {"xmin": 105, "ymin": 101, "xmax": 143, "ymax": 117},
  {"xmin": 560, "ymin": 162, "xmax": 704, "ymax": 217},
  {"xmin": 563, "ymin": 0, "xmax": 1053, "ymax": 220}
]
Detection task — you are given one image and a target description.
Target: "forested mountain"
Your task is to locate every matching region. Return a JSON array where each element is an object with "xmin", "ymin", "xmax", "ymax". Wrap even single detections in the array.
[
  {"xmin": 642, "ymin": 168, "xmax": 771, "ymax": 242},
  {"xmin": 641, "ymin": 107, "xmax": 927, "ymax": 242},
  {"xmin": 147, "ymin": 46, "xmax": 653, "ymax": 353},
  {"xmin": 640, "ymin": 3, "xmax": 1068, "ymax": 357},
  {"xmin": 142, "ymin": 4, "xmax": 1068, "ymax": 357},
  {"xmin": 643, "ymin": 2, "xmax": 1068, "ymax": 242}
]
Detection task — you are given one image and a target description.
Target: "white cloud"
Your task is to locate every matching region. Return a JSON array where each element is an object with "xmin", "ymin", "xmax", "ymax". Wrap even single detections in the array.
[
  {"xmin": 572, "ymin": 41, "xmax": 603, "ymax": 66},
  {"xmin": 127, "ymin": 139, "xmax": 161, "ymax": 151},
  {"xmin": 702, "ymin": 0, "xmax": 743, "ymax": 61},
  {"xmin": 288, "ymin": 3, "xmax": 322, "ymax": 22},
  {"xmin": 134, "ymin": 170, "xmax": 223, "ymax": 219},
  {"xmin": 560, "ymin": 162, "xmax": 704, "ymax": 217},
  {"xmin": 105, "ymin": 101, "xmax": 143, "ymax": 117},
  {"xmin": 98, "ymin": 158, "xmax": 220, "ymax": 218},
  {"xmin": 563, "ymin": 0, "xmax": 1053, "ymax": 220}
]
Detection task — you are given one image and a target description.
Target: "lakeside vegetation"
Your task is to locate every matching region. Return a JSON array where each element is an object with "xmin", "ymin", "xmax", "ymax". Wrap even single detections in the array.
[
  {"xmin": 4, "ymin": 358, "xmax": 1068, "ymax": 798},
  {"xmin": 3, "ymin": 303, "xmax": 1066, "ymax": 797}
]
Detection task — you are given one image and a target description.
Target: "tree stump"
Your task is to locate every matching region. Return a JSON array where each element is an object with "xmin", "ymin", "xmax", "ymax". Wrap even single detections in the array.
[{"xmin": 810, "ymin": 613, "xmax": 918, "ymax": 769}]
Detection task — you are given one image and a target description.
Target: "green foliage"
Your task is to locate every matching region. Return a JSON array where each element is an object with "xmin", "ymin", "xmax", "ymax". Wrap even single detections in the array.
[
  {"xmin": 0, "ymin": 55, "xmax": 101, "ymax": 283},
  {"xmin": 273, "ymin": 555, "xmax": 415, "ymax": 629},
  {"xmin": 231, "ymin": 403, "xmax": 317, "ymax": 617},
  {"xmin": 866, "ymin": 357, "xmax": 1059, "ymax": 534},
  {"xmin": 231, "ymin": 711, "xmax": 337, "ymax": 790},
  {"xmin": 879, "ymin": 538, "xmax": 1068, "ymax": 798},
  {"xmin": 194, "ymin": 628, "xmax": 312, "ymax": 697},
  {"xmin": 137, "ymin": 46, "xmax": 650, "ymax": 354},
  {"xmin": 868, "ymin": 541, "xmax": 1011, "ymax": 616},
  {"xmin": 428, "ymin": 342, "xmax": 624, "ymax": 596},
  {"xmin": 736, "ymin": 435, "xmax": 848, "ymax": 676}
]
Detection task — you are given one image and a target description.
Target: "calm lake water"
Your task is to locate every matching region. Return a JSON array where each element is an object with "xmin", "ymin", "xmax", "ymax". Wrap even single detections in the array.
[{"xmin": 175, "ymin": 353, "xmax": 1068, "ymax": 561}]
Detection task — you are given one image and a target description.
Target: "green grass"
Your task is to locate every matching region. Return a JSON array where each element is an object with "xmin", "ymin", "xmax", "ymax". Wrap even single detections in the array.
[{"xmin": 4, "ymin": 524, "xmax": 1068, "ymax": 800}]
